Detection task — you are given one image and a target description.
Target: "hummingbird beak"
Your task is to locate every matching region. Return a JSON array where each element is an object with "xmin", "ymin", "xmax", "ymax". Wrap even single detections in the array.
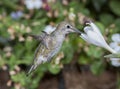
[{"xmin": 71, "ymin": 28, "xmax": 82, "ymax": 35}]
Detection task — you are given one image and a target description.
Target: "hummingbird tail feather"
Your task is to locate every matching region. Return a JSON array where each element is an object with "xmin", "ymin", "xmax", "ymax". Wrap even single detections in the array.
[{"xmin": 27, "ymin": 65, "xmax": 37, "ymax": 76}]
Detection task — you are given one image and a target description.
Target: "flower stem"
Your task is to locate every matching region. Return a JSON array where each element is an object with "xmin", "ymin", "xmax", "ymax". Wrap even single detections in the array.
[{"xmin": 105, "ymin": 45, "xmax": 117, "ymax": 54}]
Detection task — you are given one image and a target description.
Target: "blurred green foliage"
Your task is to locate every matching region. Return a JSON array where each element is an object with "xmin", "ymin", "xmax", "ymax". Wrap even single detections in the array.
[{"xmin": 0, "ymin": 0, "xmax": 120, "ymax": 89}]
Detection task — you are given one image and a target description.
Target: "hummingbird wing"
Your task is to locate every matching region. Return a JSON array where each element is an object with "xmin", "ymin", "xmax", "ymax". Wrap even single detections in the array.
[
  {"xmin": 28, "ymin": 33, "xmax": 49, "ymax": 49},
  {"xmin": 28, "ymin": 34, "xmax": 42, "ymax": 41}
]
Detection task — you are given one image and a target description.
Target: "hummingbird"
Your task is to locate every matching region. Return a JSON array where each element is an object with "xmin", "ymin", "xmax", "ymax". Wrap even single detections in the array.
[
  {"xmin": 27, "ymin": 21, "xmax": 82, "ymax": 75},
  {"xmin": 28, "ymin": 31, "xmax": 50, "ymax": 49}
]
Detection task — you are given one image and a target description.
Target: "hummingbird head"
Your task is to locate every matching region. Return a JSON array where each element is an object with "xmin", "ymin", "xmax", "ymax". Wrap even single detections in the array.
[{"xmin": 55, "ymin": 21, "xmax": 82, "ymax": 35}]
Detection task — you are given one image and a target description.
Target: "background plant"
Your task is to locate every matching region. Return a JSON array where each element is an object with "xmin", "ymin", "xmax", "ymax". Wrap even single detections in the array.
[{"xmin": 0, "ymin": 0, "xmax": 120, "ymax": 89}]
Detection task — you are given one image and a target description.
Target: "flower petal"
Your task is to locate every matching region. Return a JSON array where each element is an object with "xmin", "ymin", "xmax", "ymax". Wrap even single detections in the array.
[
  {"xmin": 114, "ymin": 47, "xmax": 120, "ymax": 52},
  {"xmin": 24, "ymin": 0, "xmax": 34, "ymax": 9},
  {"xmin": 84, "ymin": 25, "xmax": 107, "ymax": 47},
  {"xmin": 89, "ymin": 22, "xmax": 102, "ymax": 37},
  {"xmin": 110, "ymin": 58, "xmax": 120, "ymax": 67},
  {"xmin": 84, "ymin": 27, "xmax": 106, "ymax": 47},
  {"xmin": 17, "ymin": 11, "xmax": 23, "ymax": 17},
  {"xmin": 83, "ymin": 26, "xmax": 92, "ymax": 33},
  {"xmin": 112, "ymin": 33, "xmax": 120, "ymax": 42},
  {"xmin": 109, "ymin": 42, "xmax": 118, "ymax": 49},
  {"xmin": 80, "ymin": 33, "xmax": 104, "ymax": 47},
  {"xmin": 80, "ymin": 33, "xmax": 92, "ymax": 43},
  {"xmin": 34, "ymin": 0, "xmax": 43, "ymax": 9},
  {"xmin": 44, "ymin": 25, "xmax": 56, "ymax": 34},
  {"xmin": 89, "ymin": 22, "xmax": 106, "ymax": 42}
]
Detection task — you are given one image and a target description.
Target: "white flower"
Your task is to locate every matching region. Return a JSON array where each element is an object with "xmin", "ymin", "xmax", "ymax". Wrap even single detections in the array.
[
  {"xmin": 44, "ymin": 25, "xmax": 56, "ymax": 34},
  {"xmin": 80, "ymin": 21, "xmax": 116, "ymax": 54},
  {"xmin": 24, "ymin": 0, "xmax": 43, "ymax": 10},
  {"xmin": 109, "ymin": 34, "xmax": 120, "ymax": 51},
  {"xmin": 110, "ymin": 58, "xmax": 120, "ymax": 67},
  {"xmin": 109, "ymin": 33, "xmax": 120, "ymax": 67}
]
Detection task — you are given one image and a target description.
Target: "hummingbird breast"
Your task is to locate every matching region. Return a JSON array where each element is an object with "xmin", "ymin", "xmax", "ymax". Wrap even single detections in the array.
[{"xmin": 46, "ymin": 35, "xmax": 65, "ymax": 60}]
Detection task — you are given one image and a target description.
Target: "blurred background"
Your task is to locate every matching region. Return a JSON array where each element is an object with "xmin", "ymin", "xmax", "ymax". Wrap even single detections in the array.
[{"xmin": 0, "ymin": 0, "xmax": 120, "ymax": 89}]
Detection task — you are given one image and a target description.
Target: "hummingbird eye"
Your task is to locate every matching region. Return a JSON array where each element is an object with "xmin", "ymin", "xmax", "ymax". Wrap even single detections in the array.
[{"xmin": 66, "ymin": 25, "xmax": 71, "ymax": 29}]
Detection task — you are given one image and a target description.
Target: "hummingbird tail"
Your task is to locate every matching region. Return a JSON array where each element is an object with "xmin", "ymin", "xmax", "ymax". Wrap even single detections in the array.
[{"xmin": 26, "ymin": 65, "xmax": 37, "ymax": 76}]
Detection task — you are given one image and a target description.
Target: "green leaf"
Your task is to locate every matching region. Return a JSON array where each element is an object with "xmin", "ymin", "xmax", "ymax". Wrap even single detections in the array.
[
  {"xmin": 11, "ymin": 72, "xmax": 26, "ymax": 86},
  {"xmin": 11, "ymin": 72, "xmax": 42, "ymax": 89},
  {"xmin": 114, "ymin": 18, "xmax": 120, "ymax": 32},
  {"xmin": 61, "ymin": 41, "xmax": 74, "ymax": 64},
  {"xmin": 78, "ymin": 55, "xmax": 89, "ymax": 65},
  {"xmin": 99, "ymin": 13, "xmax": 114, "ymax": 26},
  {"xmin": 86, "ymin": 46, "xmax": 103, "ymax": 58},
  {"xmin": 92, "ymin": 0, "xmax": 107, "ymax": 11},
  {"xmin": 91, "ymin": 61, "xmax": 105, "ymax": 75},
  {"xmin": 109, "ymin": 0, "xmax": 120, "ymax": 16},
  {"xmin": 48, "ymin": 64, "xmax": 61, "ymax": 74},
  {"xmin": 1, "ymin": 0, "xmax": 19, "ymax": 10}
]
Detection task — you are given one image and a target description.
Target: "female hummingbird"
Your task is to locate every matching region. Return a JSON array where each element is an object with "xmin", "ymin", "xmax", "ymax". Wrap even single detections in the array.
[{"xmin": 27, "ymin": 21, "xmax": 82, "ymax": 75}]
